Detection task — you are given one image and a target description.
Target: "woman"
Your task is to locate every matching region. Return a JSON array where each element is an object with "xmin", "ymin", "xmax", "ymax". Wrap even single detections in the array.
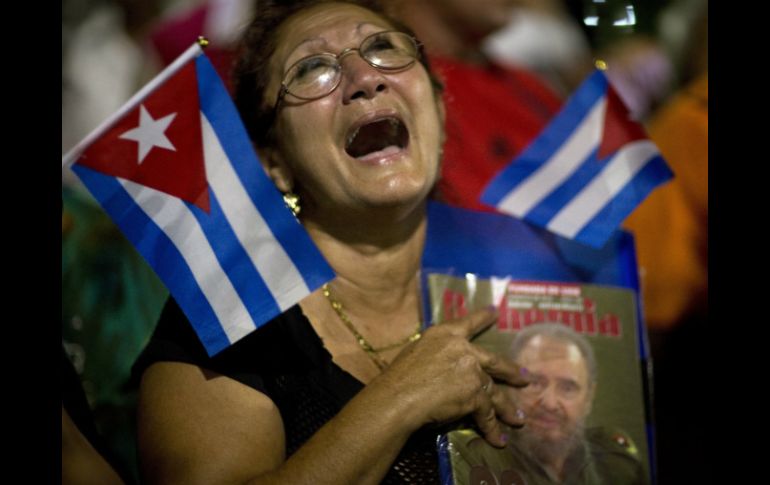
[{"xmin": 134, "ymin": 1, "xmax": 529, "ymax": 483}]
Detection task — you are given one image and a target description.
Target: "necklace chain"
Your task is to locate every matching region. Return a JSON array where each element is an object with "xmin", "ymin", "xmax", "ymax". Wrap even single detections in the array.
[{"xmin": 322, "ymin": 283, "xmax": 422, "ymax": 370}]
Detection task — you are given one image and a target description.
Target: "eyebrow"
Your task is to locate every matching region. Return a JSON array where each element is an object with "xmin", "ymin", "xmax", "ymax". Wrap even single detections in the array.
[
  {"xmin": 292, "ymin": 36, "xmax": 328, "ymax": 53},
  {"xmin": 356, "ymin": 22, "xmax": 379, "ymax": 34},
  {"xmin": 292, "ymin": 22, "xmax": 383, "ymax": 54},
  {"xmin": 555, "ymin": 377, "xmax": 581, "ymax": 388}
]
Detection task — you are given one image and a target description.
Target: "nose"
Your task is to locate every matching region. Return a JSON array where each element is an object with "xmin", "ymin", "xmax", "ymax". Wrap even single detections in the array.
[
  {"xmin": 339, "ymin": 52, "xmax": 388, "ymax": 104},
  {"xmin": 538, "ymin": 385, "xmax": 560, "ymax": 411}
]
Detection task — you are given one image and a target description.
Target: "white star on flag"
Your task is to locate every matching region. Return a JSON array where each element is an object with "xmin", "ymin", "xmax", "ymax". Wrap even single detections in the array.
[
  {"xmin": 119, "ymin": 105, "xmax": 177, "ymax": 164},
  {"xmin": 63, "ymin": 47, "xmax": 337, "ymax": 356}
]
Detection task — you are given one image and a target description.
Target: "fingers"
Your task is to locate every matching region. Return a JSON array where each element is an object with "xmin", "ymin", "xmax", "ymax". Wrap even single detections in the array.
[
  {"xmin": 439, "ymin": 307, "xmax": 498, "ymax": 339},
  {"xmin": 489, "ymin": 384, "xmax": 526, "ymax": 429},
  {"xmin": 435, "ymin": 307, "xmax": 529, "ymax": 387},
  {"xmin": 474, "ymin": 376, "xmax": 529, "ymax": 447},
  {"xmin": 474, "ymin": 381, "xmax": 526, "ymax": 449},
  {"xmin": 470, "ymin": 345, "xmax": 530, "ymax": 388},
  {"xmin": 473, "ymin": 346, "xmax": 529, "ymax": 430},
  {"xmin": 404, "ymin": 306, "xmax": 531, "ymax": 445},
  {"xmin": 472, "ymin": 381, "xmax": 508, "ymax": 448},
  {"xmin": 480, "ymin": 380, "xmax": 492, "ymax": 394}
]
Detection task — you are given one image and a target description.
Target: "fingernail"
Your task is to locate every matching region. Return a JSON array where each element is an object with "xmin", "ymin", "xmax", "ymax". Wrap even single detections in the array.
[
  {"xmin": 519, "ymin": 367, "xmax": 529, "ymax": 377},
  {"xmin": 500, "ymin": 433, "xmax": 509, "ymax": 444},
  {"xmin": 515, "ymin": 408, "xmax": 526, "ymax": 420}
]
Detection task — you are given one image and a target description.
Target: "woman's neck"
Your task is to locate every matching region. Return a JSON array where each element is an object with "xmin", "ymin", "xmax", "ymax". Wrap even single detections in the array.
[
  {"xmin": 303, "ymin": 202, "xmax": 427, "ymax": 308},
  {"xmin": 299, "ymin": 203, "xmax": 428, "ymax": 382}
]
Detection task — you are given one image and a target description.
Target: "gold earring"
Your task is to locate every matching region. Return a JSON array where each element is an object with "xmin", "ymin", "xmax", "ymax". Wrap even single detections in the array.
[{"xmin": 283, "ymin": 192, "xmax": 301, "ymax": 217}]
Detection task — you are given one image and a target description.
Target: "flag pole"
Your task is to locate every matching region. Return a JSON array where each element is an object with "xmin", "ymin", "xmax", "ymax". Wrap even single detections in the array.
[{"xmin": 62, "ymin": 38, "xmax": 209, "ymax": 170}]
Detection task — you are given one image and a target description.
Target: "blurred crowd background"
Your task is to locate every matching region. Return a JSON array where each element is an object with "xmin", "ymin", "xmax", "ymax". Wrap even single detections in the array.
[{"xmin": 62, "ymin": 0, "xmax": 707, "ymax": 483}]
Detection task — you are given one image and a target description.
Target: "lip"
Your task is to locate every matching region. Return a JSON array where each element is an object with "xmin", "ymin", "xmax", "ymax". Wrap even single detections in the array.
[
  {"xmin": 530, "ymin": 414, "xmax": 563, "ymax": 430},
  {"xmin": 343, "ymin": 108, "xmax": 410, "ymax": 165}
]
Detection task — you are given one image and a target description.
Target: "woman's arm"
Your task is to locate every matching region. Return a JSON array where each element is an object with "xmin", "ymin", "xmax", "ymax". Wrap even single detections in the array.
[
  {"xmin": 137, "ymin": 309, "xmax": 528, "ymax": 485},
  {"xmin": 138, "ymin": 360, "xmax": 413, "ymax": 485},
  {"xmin": 62, "ymin": 406, "xmax": 125, "ymax": 485}
]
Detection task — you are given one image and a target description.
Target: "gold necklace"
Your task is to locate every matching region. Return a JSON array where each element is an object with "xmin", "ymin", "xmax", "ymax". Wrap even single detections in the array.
[{"xmin": 322, "ymin": 283, "xmax": 422, "ymax": 370}]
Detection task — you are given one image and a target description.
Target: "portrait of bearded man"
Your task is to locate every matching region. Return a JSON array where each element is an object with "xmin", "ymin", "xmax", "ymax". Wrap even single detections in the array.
[{"xmin": 448, "ymin": 323, "xmax": 648, "ymax": 485}]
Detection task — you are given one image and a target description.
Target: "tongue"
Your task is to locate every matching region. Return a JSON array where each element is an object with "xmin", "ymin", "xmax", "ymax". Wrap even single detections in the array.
[
  {"xmin": 355, "ymin": 144, "xmax": 401, "ymax": 162},
  {"xmin": 346, "ymin": 118, "xmax": 405, "ymax": 158}
]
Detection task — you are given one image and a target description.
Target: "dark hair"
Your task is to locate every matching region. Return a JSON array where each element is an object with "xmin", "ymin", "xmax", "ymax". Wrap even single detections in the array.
[{"xmin": 232, "ymin": 0, "xmax": 443, "ymax": 148}]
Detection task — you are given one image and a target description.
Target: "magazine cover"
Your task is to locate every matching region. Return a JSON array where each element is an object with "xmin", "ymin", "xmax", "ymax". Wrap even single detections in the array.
[{"xmin": 427, "ymin": 273, "xmax": 650, "ymax": 485}]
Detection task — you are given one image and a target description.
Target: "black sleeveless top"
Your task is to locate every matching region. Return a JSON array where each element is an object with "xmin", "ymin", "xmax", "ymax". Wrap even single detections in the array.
[{"xmin": 132, "ymin": 298, "xmax": 442, "ymax": 483}]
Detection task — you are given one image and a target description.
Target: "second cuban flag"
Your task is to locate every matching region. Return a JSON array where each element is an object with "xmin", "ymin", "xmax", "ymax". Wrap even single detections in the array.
[
  {"xmin": 63, "ymin": 43, "xmax": 335, "ymax": 356},
  {"xmin": 481, "ymin": 69, "xmax": 673, "ymax": 248}
]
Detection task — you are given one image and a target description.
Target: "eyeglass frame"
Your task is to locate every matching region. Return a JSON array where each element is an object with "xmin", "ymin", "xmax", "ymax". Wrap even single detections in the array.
[{"xmin": 271, "ymin": 30, "xmax": 421, "ymax": 113}]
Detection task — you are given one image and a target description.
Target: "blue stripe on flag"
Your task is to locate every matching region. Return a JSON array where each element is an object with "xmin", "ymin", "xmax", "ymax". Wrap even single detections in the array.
[
  {"xmin": 194, "ymin": 56, "xmax": 334, "ymax": 290},
  {"xmin": 575, "ymin": 155, "xmax": 674, "ymax": 247},
  {"xmin": 482, "ymin": 71, "xmax": 608, "ymax": 206},
  {"xmin": 72, "ymin": 164, "xmax": 232, "ymax": 353},
  {"xmin": 524, "ymin": 146, "xmax": 604, "ymax": 228},
  {"xmin": 185, "ymin": 191, "xmax": 281, "ymax": 323}
]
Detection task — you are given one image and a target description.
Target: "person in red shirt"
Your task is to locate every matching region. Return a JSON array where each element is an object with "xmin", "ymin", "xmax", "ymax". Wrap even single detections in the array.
[{"xmin": 384, "ymin": 0, "xmax": 564, "ymax": 212}]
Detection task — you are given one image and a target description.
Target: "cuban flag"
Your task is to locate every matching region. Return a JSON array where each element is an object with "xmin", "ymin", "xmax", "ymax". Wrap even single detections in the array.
[
  {"xmin": 480, "ymin": 69, "xmax": 673, "ymax": 248},
  {"xmin": 62, "ymin": 42, "xmax": 335, "ymax": 356}
]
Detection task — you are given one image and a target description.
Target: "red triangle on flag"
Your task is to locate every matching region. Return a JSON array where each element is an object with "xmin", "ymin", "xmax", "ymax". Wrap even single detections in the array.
[
  {"xmin": 76, "ymin": 61, "xmax": 210, "ymax": 212},
  {"xmin": 596, "ymin": 81, "xmax": 648, "ymax": 160}
]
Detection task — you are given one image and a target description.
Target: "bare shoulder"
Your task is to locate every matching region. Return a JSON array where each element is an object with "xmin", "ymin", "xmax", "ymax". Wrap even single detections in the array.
[{"xmin": 137, "ymin": 361, "xmax": 285, "ymax": 485}]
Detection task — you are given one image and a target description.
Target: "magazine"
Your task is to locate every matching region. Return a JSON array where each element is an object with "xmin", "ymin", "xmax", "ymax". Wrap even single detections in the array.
[{"xmin": 427, "ymin": 273, "xmax": 651, "ymax": 485}]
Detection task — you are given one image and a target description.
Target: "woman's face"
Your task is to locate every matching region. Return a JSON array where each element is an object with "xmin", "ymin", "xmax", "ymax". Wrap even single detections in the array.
[{"xmin": 263, "ymin": 3, "xmax": 444, "ymax": 217}]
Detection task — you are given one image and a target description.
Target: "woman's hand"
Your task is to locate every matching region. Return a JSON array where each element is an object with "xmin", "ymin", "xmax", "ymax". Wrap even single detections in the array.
[{"xmin": 375, "ymin": 307, "xmax": 529, "ymax": 448}]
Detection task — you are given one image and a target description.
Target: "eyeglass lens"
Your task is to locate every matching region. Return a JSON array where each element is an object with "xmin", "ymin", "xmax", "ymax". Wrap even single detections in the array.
[{"xmin": 283, "ymin": 31, "xmax": 417, "ymax": 100}]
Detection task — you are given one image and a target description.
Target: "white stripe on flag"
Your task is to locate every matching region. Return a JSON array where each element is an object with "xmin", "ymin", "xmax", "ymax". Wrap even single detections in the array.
[
  {"xmin": 200, "ymin": 114, "xmax": 310, "ymax": 311},
  {"xmin": 119, "ymin": 178, "xmax": 255, "ymax": 345},
  {"xmin": 546, "ymin": 140, "xmax": 660, "ymax": 238},
  {"xmin": 497, "ymin": 98, "xmax": 606, "ymax": 217}
]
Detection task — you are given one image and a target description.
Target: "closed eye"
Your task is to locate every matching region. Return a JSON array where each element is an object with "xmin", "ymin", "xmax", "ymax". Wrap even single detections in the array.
[
  {"xmin": 367, "ymin": 37, "xmax": 396, "ymax": 52},
  {"xmin": 292, "ymin": 56, "xmax": 334, "ymax": 83}
]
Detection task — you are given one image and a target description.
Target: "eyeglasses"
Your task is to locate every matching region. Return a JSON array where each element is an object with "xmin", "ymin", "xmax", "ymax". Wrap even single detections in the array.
[{"xmin": 273, "ymin": 31, "xmax": 420, "ymax": 111}]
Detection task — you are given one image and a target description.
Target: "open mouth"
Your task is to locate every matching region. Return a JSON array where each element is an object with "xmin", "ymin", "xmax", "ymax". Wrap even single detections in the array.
[{"xmin": 345, "ymin": 116, "xmax": 409, "ymax": 160}]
